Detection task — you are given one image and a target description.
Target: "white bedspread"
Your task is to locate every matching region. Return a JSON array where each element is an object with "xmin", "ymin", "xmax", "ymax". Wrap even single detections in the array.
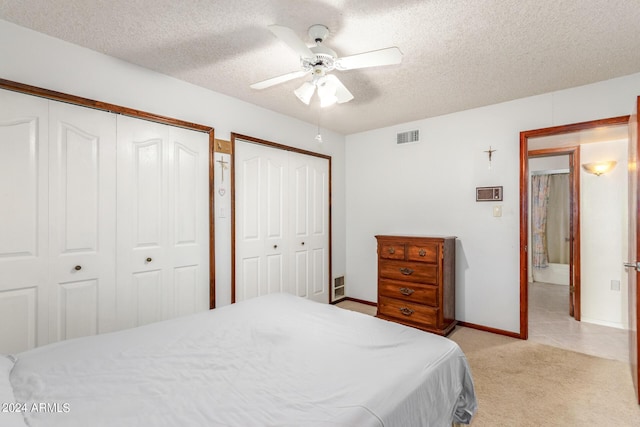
[{"xmin": 8, "ymin": 293, "xmax": 476, "ymax": 426}]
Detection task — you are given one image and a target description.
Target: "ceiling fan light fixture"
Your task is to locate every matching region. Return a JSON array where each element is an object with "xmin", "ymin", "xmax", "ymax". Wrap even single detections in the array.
[
  {"xmin": 294, "ymin": 81, "xmax": 315, "ymax": 105},
  {"xmin": 319, "ymin": 93, "xmax": 337, "ymax": 108},
  {"xmin": 317, "ymin": 79, "xmax": 337, "ymax": 108}
]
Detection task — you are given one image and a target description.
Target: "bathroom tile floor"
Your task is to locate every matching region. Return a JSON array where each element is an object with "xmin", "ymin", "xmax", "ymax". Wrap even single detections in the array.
[{"xmin": 528, "ymin": 281, "xmax": 629, "ymax": 362}]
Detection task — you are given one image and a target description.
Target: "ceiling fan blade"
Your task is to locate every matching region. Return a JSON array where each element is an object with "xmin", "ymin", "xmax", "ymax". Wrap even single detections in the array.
[
  {"xmin": 335, "ymin": 47, "xmax": 403, "ymax": 70},
  {"xmin": 268, "ymin": 25, "xmax": 314, "ymax": 59},
  {"xmin": 250, "ymin": 70, "xmax": 309, "ymax": 90},
  {"xmin": 325, "ymin": 74, "xmax": 354, "ymax": 104}
]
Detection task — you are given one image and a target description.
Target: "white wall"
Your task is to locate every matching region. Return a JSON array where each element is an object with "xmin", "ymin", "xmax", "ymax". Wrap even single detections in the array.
[
  {"xmin": 580, "ymin": 139, "xmax": 629, "ymax": 329},
  {"xmin": 0, "ymin": 19, "xmax": 347, "ymax": 307},
  {"xmin": 346, "ymin": 74, "xmax": 640, "ymax": 334}
]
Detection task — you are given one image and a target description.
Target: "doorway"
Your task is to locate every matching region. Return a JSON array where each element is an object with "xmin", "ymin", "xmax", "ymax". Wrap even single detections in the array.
[
  {"xmin": 519, "ymin": 116, "xmax": 630, "ymax": 340},
  {"xmin": 529, "ymin": 155, "xmax": 574, "ymax": 317}
]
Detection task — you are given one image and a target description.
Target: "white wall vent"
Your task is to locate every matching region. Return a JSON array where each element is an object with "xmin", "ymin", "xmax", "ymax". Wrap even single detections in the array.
[{"xmin": 396, "ymin": 129, "xmax": 420, "ymax": 144}]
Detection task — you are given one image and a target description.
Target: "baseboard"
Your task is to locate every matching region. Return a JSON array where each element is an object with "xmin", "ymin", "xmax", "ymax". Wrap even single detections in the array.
[
  {"xmin": 331, "ymin": 296, "xmax": 377, "ymax": 307},
  {"xmin": 457, "ymin": 321, "xmax": 522, "ymax": 339},
  {"xmin": 330, "ymin": 301, "xmax": 520, "ymax": 340}
]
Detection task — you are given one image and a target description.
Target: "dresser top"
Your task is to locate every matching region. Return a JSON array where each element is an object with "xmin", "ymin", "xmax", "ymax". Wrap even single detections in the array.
[{"xmin": 375, "ymin": 234, "xmax": 457, "ymax": 240}]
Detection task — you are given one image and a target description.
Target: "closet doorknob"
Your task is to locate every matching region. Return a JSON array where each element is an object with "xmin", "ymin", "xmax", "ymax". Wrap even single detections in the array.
[
  {"xmin": 301, "ymin": 242, "xmax": 305, "ymax": 246},
  {"xmin": 74, "ymin": 265, "xmax": 82, "ymax": 271},
  {"xmin": 146, "ymin": 257, "xmax": 153, "ymax": 263},
  {"xmin": 273, "ymin": 245, "xmax": 278, "ymax": 249}
]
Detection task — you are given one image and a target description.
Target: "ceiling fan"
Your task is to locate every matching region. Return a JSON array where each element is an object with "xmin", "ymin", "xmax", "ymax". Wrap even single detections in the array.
[{"xmin": 250, "ymin": 24, "xmax": 403, "ymax": 108}]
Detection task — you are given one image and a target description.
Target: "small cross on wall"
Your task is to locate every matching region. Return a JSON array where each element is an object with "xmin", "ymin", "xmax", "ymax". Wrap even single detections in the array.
[
  {"xmin": 216, "ymin": 156, "xmax": 229, "ymax": 182},
  {"xmin": 484, "ymin": 146, "xmax": 497, "ymax": 169}
]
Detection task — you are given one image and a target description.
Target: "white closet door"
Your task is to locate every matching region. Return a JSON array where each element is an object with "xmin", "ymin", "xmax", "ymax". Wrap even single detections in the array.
[
  {"xmin": 48, "ymin": 101, "xmax": 117, "ymax": 342},
  {"xmin": 235, "ymin": 142, "xmax": 290, "ymax": 301},
  {"xmin": 289, "ymin": 153, "xmax": 329, "ymax": 303},
  {"xmin": 0, "ymin": 89, "xmax": 49, "ymax": 353},
  {"xmin": 235, "ymin": 140, "xmax": 328, "ymax": 303},
  {"xmin": 170, "ymin": 126, "xmax": 210, "ymax": 317},
  {"xmin": 117, "ymin": 115, "xmax": 209, "ymax": 329}
]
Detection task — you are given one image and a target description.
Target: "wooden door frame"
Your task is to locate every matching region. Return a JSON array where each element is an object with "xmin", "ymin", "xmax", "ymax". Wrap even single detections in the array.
[
  {"xmin": 230, "ymin": 133, "xmax": 333, "ymax": 304},
  {"xmin": 519, "ymin": 116, "xmax": 629, "ymax": 339},
  {"xmin": 0, "ymin": 78, "xmax": 217, "ymax": 309}
]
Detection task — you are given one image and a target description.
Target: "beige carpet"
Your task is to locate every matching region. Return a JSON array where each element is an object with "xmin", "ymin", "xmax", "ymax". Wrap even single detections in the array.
[{"xmin": 448, "ymin": 326, "xmax": 640, "ymax": 426}]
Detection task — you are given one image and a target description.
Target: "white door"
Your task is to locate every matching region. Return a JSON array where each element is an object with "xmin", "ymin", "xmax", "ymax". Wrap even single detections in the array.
[
  {"xmin": 170, "ymin": 126, "xmax": 210, "ymax": 317},
  {"xmin": 116, "ymin": 115, "xmax": 209, "ymax": 329},
  {"xmin": 48, "ymin": 101, "xmax": 117, "ymax": 342},
  {"xmin": 235, "ymin": 142, "xmax": 290, "ymax": 300},
  {"xmin": 235, "ymin": 140, "xmax": 329, "ymax": 303},
  {"xmin": 0, "ymin": 89, "xmax": 49, "ymax": 353},
  {"xmin": 290, "ymin": 154, "xmax": 329, "ymax": 303}
]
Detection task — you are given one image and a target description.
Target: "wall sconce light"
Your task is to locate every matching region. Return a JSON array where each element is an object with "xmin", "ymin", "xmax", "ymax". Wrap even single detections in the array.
[{"xmin": 582, "ymin": 161, "xmax": 617, "ymax": 176}]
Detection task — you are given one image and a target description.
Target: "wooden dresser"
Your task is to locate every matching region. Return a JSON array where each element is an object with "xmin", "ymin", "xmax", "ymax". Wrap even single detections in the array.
[{"xmin": 375, "ymin": 235, "xmax": 457, "ymax": 336}]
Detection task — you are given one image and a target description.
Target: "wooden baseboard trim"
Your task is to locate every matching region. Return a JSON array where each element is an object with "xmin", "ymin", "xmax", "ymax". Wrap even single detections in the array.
[
  {"xmin": 457, "ymin": 321, "xmax": 522, "ymax": 340},
  {"xmin": 331, "ymin": 297, "xmax": 377, "ymax": 307},
  {"xmin": 345, "ymin": 297, "xmax": 377, "ymax": 307}
]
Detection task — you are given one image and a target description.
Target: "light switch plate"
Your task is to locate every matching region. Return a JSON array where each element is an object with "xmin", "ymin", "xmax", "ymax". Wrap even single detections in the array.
[{"xmin": 493, "ymin": 205, "xmax": 502, "ymax": 217}]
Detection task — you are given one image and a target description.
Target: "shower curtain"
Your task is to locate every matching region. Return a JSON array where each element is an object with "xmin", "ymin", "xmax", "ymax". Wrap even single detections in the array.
[
  {"xmin": 546, "ymin": 174, "xmax": 570, "ymax": 264},
  {"xmin": 532, "ymin": 174, "xmax": 550, "ymax": 268},
  {"xmin": 531, "ymin": 173, "xmax": 570, "ymax": 268}
]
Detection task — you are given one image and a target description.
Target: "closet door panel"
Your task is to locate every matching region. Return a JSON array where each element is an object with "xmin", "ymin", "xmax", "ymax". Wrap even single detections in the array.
[
  {"xmin": 174, "ymin": 265, "xmax": 199, "ymax": 317},
  {"xmin": 58, "ymin": 280, "xmax": 98, "ymax": 340},
  {"xmin": 48, "ymin": 101, "xmax": 117, "ymax": 342},
  {"xmin": 235, "ymin": 141, "xmax": 288, "ymax": 301},
  {"xmin": 117, "ymin": 117, "xmax": 209, "ymax": 327},
  {"xmin": 289, "ymin": 154, "xmax": 329, "ymax": 303},
  {"xmin": 307, "ymin": 157, "xmax": 329, "ymax": 302},
  {"xmin": 0, "ymin": 90, "xmax": 49, "ymax": 353},
  {"xmin": 235, "ymin": 140, "xmax": 329, "ymax": 303},
  {"xmin": 117, "ymin": 115, "xmax": 169, "ymax": 329},
  {"xmin": 170, "ymin": 127, "xmax": 209, "ymax": 315}
]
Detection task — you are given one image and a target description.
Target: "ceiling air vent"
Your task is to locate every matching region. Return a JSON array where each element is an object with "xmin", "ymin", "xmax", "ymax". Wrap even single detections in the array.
[{"xmin": 396, "ymin": 129, "xmax": 420, "ymax": 145}]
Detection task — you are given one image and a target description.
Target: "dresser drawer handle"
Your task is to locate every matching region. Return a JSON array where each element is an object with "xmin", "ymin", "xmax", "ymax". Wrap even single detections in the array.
[
  {"xmin": 399, "ymin": 307, "xmax": 414, "ymax": 316},
  {"xmin": 418, "ymin": 249, "xmax": 426, "ymax": 257},
  {"xmin": 388, "ymin": 247, "xmax": 395, "ymax": 254},
  {"xmin": 399, "ymin": 287, "xmax": 415, "ymax": 296},
  {"xmin": 399, "ymin": 267, "xmax": 414, "ymax": 275}
]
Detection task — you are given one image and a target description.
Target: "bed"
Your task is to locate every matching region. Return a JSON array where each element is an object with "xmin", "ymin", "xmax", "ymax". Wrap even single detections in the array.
[{"xmin": 2, "ymin": 293, "xmax": 476, "ymax": 426}]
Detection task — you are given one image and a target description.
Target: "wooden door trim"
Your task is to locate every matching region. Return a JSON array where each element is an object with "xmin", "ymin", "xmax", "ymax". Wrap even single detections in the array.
[
  {"xmin": 630, "ymin": 98, "xmax": 640, "ymax": 404},
  {"xmin": 230, "ymin": 133, "xmax": 333, "ymax": 305},
  {"xmin": 519, "ymin": 115, "xmax": 629, "ymax": 339},
  {"xmin": 0, "ymin": 78, "xmax": 217, "ymax": 309}
]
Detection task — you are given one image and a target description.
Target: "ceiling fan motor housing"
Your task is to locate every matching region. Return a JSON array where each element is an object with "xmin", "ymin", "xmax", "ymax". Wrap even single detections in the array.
[{"xmin": 308, "ymin": 24, "xmax": 329, "ymax": 43}]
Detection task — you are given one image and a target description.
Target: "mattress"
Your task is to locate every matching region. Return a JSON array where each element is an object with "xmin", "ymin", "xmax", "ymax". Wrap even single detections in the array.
[{"xmin": 4, "ymin": 293, "xmax": 476, "ymax": 426}]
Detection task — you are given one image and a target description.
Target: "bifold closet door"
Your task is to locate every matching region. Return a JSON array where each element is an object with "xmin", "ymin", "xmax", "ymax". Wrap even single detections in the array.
[
  {"xmin": 116, "ymin": 115, "xmax": 209, "ymax": 330},
  {"xmin": 0, "ymin": 89, "xmax": 50, "ymax": 353},
  {"xmin": 235, "ymin": 140, "xmax": 329, "ymax": 303},
  {"xmin": 48, "ymin": 101, "xmax": 117, "ymax": 342},
  {"xmin": 289, "ymin": 153, "xmax": 329, "ymax": 303},
  {"xmin": 236, "ymin": 142, "xmax": 290, "ymax": 301}
]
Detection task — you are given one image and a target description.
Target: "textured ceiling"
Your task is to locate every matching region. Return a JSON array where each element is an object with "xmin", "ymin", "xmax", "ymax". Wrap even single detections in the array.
[{"xmin": 2, "ymin": 0, "xmax": 640, "ymax": 135}]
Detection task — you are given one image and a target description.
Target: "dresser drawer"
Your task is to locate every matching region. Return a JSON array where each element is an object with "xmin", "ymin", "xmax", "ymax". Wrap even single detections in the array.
[
  {"xmin": 379, "ymin": 260, "xmax": 438, "ymax": 284},
  {"xmin": 379, "ymin": 279, "xmax": 438, "ymax": 307},
  {"xmin": 379, "ymin": 242, "xmax": 405, "ymax": 260},
  {"xmin": 378, "ymin": 296, "xmax": 438, "ymax": 326},
  {"xmin": 407, "ymin": 243, "xmax": 438, "ymax": 263}
]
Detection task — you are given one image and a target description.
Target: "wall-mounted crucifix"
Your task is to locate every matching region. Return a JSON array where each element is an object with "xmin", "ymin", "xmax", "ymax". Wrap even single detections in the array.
[
  {"xmin": 216, "ymin": 156, "xmax": 229, "ymax": 183},
  {"xmin": 484, "ymin": 146, "xmax": 497, "ymax": 169}
]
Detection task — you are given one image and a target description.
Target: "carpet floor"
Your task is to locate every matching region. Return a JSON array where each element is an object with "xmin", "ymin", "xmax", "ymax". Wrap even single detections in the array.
[{"xmin": 448, "ymin": 326, "xmax": 640, "ymax": 426}]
